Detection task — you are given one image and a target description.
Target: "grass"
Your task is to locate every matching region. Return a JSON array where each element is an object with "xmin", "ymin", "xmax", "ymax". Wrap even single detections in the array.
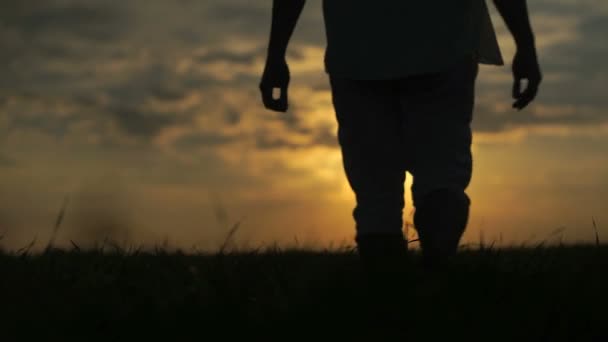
[
  {"xmin": 1, "ymin": 243, "xmax": 608, "ymax": 340},
  {"xmin": 1, "ymin": 199, "xmax": 606, "ymax": 339}
]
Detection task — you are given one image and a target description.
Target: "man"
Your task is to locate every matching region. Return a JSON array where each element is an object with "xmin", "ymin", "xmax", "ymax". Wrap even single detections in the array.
[{"xmin": 259, "ymin": 0, "xmax": 541, "ymax": 267}]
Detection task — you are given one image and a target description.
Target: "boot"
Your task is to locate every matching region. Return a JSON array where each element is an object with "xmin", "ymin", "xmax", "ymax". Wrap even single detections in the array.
[
  {"xmin": 356, "ymin": 233, "xmax": 407, "ymax": 269},
  {"xmin": 355, "ymin": 233, "xmax": 408, "ymax": 327},
  {"xmin": 413, "ymin": 188, "xmax": 470, "ymax": 269}
]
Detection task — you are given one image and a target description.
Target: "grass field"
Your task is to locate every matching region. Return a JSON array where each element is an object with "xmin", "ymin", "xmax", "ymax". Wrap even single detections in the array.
[{"xmin": 1, "ymin": 243, "xmax": 607, "ymax": 340}]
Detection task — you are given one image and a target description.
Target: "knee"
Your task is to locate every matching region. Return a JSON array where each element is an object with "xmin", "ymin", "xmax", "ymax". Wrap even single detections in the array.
[
  {"xmin": 410, "ymin": 163, "xmax": 472, "ymax": 207},
  {"xmin": 413, "ymin": 186, "xmax": 470, "ymax": 210}
]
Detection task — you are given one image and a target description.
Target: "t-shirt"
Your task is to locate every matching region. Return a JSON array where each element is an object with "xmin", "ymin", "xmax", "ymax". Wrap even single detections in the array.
[{"xmin": 322, "ymin": 0, "xmax": 504, "ymax": 79}]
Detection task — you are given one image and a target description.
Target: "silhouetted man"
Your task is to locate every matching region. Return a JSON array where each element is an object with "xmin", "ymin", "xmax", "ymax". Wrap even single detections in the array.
[{"xmin": 260, "ymin": 0, "xmax": 541, "ymax": 268}]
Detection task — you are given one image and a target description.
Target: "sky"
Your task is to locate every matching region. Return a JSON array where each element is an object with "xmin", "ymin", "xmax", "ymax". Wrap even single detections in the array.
[{"xmin": 1, "ymin": 0, "xmax": 607, "ymax": 251}]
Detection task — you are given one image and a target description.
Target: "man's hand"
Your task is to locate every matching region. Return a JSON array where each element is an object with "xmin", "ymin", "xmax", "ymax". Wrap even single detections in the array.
[
  {"xmin": 260, "ymin": 58, "xmax": 290, "ymax": 112},
  {"xmin": 259, "ymin": 0, "xmax": 305, "ymax": 112},
  {"xmin": 493, "ymin": 0, "xmax": 542, "ymax": 110},
  {"xmin": 512, "ymin": 47, "xmax": 542, "ymax": 110}
]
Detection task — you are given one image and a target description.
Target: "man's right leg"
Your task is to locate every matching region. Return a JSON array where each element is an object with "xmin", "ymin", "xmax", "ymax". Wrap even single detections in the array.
[{"xmin": 329, "ymin": 75, "xmax": 407, "ymax": 261}]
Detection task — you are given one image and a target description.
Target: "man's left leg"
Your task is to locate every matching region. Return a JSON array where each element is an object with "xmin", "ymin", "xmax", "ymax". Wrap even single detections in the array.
[{"xmin": 399, "ymin": 55, "xmax": 479, "ymax": 267}]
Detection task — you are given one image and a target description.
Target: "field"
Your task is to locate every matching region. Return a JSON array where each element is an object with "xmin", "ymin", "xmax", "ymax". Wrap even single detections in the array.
[{"xmin": 2, "ymin": 244, "xmax": 608, "ymax": 340}]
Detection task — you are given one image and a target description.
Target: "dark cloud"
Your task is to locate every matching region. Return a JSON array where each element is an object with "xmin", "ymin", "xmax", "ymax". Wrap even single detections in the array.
[
  {"xmin": 528, "ymin": 0, "xmax": 606, "ymax": 16},
  {"xmin": 195, "ymin": 48, "xmax": 265, "ymax": 66},
  {"xmin": 0, "ymin": 1, "xmax": 127, "ymax": 42},
  {"xmin": 0, "ymin": 1, "xmax": 279, "ymax": 148},
  {"xmin": 2, "ymin": 0, "xmax": 607, "ymax": 147},
  {"xmin": 9, "ymin": 111, "xmax": 79, "ymax": 138},
  {"xmin": 108, "ymin": 107, "xmax": 181, "ymax": 140},
  {"xmin": 310, "ymin": 81, "xmax": 332, "ymax": 93},
  {"xmin": 100, "ymin": 61, "xmax": 254, "ymax": 106},
  {"xmin": 310, "ymin": 126, "xmax": 338, "ymax": 148},
  {"xmin": 0, "ymin": 0, "xmax": 129, "ymax": 72},
  {"xmin": 472, "ymin": 103, "xmax": 607, "ymax": 133},
  {"xmin": 474, "ymin": 6, "xmax": 608, "ymax": 133},
  {"xmin": 199, "ymin": 1, "xmax": 325, "ymax": 45},
  {"xmin": 255, "ymin": 125, "xmax": 337, "ymax": 150},
  {"xmin": 88, "ymin": 63, "xmax": 212, "ymax": 140},
  {"xmin": 223, "ymin": 108, "xmax": 242, "ymax": 126},
  {"xmin": 0, "ymin": 154, "xmax": 17, "ymax": 168},
  {"xmin": 271, "ymin": 105, "xmax": 314, "ymax": 135},
  {"xmin": 0, "ymin": 2, "xmax": 132, "ymax": 100},
  {"xmin": 256, "ymin": 134, "xmax": 304, "ymax": 150},
  {"xmin": 540, "ymin": 17, "xmax": 608, "ymax": 109},
  {"xmin": 173, "ymin": 131, "xmax": 240, "ymax": 149},
  {"xmin": 103, "ymin": 63, "xmax": 189, "ymax": 104},
  {"xmin": 203, "ymin": 4, "xmax": 275, "ymax": 42}
]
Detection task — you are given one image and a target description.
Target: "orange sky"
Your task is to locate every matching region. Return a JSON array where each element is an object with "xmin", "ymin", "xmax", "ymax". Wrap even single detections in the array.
[{"xmin": 0, "ymin": 1, "xmax": 607, "ymax": 251}]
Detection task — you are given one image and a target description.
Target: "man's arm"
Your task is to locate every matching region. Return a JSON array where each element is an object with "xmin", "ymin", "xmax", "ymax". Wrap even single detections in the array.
[
  {"xmin": 260, "ymin": 0, "xmax": 306, "ymax": 112},
  {"xmin": 493, "ymin": 0, "xmax": 542, "ymax": 110}
]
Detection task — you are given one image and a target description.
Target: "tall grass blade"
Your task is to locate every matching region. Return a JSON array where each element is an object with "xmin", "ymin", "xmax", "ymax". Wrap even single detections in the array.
[
  {"xmin": 17, "ymin": 236, "xmax": 37, "ymax": 256},
  {"xmin": 219, "ymin": 220, "xmax": 242, "ymax": 254},
  {"xmin": 592, "ymin": 216, "xmax": 600, "ymax": 247},
  {"xmin": 70, "ymin": 239, "xmax": 81, "ymax": 252},
  {"xmin": 46, "ymin": 195, "xmax": 70, "ymax": 252}
]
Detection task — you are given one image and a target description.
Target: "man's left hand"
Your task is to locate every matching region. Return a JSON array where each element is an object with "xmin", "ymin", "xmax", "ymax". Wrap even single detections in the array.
[{"xmin": 511, "ymin": 47, "xmax": 542, "ymax": 110}]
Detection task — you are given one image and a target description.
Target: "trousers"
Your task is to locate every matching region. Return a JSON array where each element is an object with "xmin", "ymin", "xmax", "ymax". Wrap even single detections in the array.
[{"xmin": 329, "ymin": 55, "xmax": 479, "ymax": 237}]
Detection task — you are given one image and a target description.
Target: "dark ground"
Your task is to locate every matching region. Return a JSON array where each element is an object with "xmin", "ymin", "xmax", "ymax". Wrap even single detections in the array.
[{"xmin": 1, "ymin": 245, "xmax": 607, "ymax": 340}]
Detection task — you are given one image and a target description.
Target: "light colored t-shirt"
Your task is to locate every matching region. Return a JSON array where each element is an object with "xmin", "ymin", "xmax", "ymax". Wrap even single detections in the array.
[{"xmin": 322, "ymin": 0, "xmax": 504, "ymax": 79}]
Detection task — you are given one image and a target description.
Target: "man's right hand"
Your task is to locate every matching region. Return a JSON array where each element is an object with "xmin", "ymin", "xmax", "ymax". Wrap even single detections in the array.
[{"xmin": 260, "ymin": 58, "xmax": 290, "ymax": 112}]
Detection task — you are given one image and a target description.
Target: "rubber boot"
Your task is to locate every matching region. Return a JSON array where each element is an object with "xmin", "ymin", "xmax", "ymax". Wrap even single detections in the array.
[{"xmin": 413, "ymin": 188, "xmax": 470, "ymax": 269}]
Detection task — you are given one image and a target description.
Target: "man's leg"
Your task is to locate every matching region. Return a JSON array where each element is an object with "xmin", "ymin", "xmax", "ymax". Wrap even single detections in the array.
[
  {"xmin": 329, "ymin": 75, "xmax": 407, "ymax": 260},
  {"xmin": 398, "ymin": 55, "xmax": 479, "ymax": 267}
]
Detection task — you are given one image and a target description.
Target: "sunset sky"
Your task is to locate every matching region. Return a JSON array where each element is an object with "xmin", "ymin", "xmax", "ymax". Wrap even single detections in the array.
[{"xmin": 1, "ymin": 0, "xmax": 607, "ymax": 251}]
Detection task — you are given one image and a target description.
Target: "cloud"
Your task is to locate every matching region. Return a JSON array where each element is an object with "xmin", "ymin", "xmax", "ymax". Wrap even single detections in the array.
[
  {"xmin": 223, "ymin": 108, "xmax": 242, "ymax": 126},
  {"xmin": 196, "ymin": 50, "xmax": 260, "ymax": 66},
  {"xmin": 272, "ymin": 109, "xmax": 313, "ymax": 135},
  {"xmin": 255, "ymin": 124, "xmax": 337, "ymax": 150},
  {"xmin": 1, "ymin": 0, "xmax": 606, "ymax": 151},
  {"xmin": 310, "ymin": 125, "xmax": 338, "ymax": 148},
  {"xmin": 255, "ymin": 134, "xmax": 304, "ymax": 150},
  {"xmin": 108, "ymin": 107, "xmax": 182, "ymax": 140},
  {"xmin": 202, "ymin": 1, "xmax": 325, "ymax": 45},
  {"xmin": 474, "ymin": 4, "xmax": 608, "ymax": 135},
  {"xmin": 0, "ymin": 154, "xmax": 17, "ymax": 168},
  {"xmin": 473, "ymin": 102, "xmax": 607, "ymax": 133},
  {"xmin": 0, "ymin": 1, "xmax": 129, "ymax": 73},
  {"xmin": 0, "ymin": 1, "xmax": 317, "ymax": 151},
  {"xmin": 173, "ymin": 131, "xmax": 240, "ymax": 149},
  {"xmin": 1, "ymin": 1, "xmax": 126, "ymax": 40}
]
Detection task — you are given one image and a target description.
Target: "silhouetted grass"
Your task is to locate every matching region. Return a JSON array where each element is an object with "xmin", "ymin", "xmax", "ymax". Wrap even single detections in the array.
[{"xmin": 1, "ymin": 244, "xmax": 607, "ymax": 340}]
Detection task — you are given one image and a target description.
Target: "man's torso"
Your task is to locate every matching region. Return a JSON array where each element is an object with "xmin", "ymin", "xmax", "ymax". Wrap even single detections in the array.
[{"xmin": 322, "ymin": 0, "xmax": 503, "ymax": 80}]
